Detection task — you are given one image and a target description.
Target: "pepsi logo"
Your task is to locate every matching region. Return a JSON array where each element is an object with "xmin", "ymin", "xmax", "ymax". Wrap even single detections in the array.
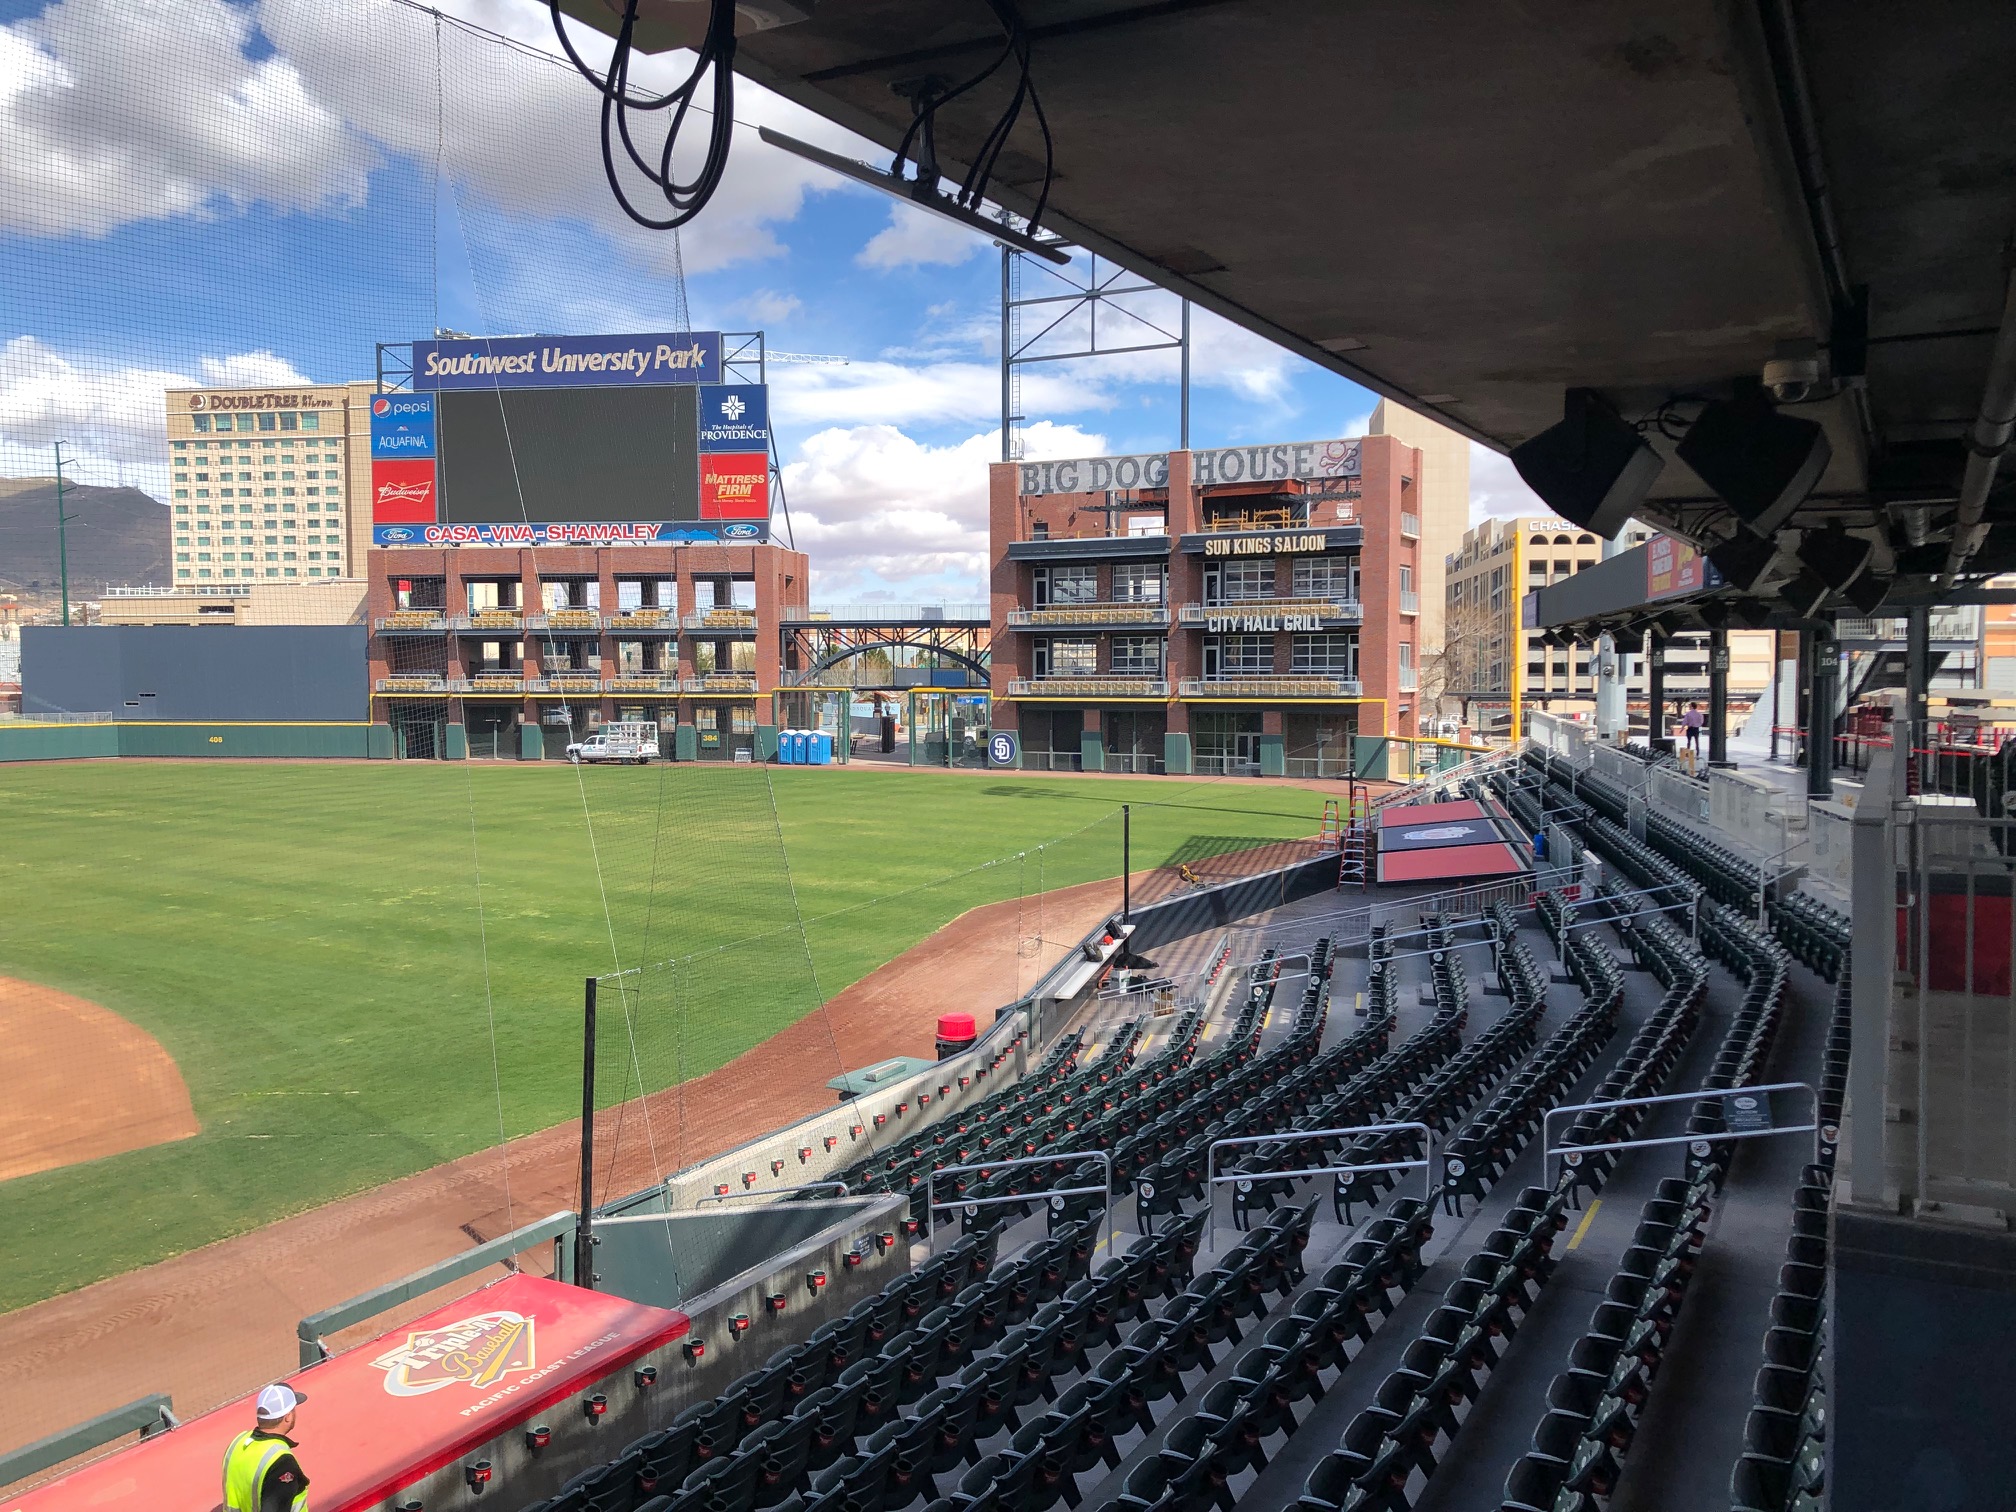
[{"xmin": 373, "ymin": 397, "xmax": 391, "ymax": 416}]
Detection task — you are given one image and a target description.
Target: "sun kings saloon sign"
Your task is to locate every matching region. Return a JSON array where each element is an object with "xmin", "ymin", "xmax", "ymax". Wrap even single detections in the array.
[{"xmin": 1019, "ymin": 438, "xmax": 1362, "ymax": 496}]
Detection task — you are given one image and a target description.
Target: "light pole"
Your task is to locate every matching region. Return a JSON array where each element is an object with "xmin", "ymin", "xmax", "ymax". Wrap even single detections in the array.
[{"xmin": 53, "ymin": 441, "xmax": 76, "ymax": 626}]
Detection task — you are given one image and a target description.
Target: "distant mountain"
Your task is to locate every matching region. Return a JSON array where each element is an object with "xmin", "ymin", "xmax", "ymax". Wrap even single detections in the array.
[{"xmin": 0, "ymin": 477, "xmax": 171, "ymax": 595}]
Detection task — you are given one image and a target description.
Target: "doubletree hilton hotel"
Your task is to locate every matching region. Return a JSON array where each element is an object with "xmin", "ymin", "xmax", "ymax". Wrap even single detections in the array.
[{"xmin": 988, "ymin": 427, "xmax": 1460, "ymax": 776}]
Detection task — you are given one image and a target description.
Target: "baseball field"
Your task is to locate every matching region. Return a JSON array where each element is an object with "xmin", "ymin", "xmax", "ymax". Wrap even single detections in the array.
[{"xmin": 0, "ymin": 760, "xmax": 1327, "ymax": 1313}]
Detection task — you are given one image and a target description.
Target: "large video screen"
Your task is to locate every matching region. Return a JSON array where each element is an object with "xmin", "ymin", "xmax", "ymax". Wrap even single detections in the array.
[{"xmin": 436, "ymin": 385, "xmax": 700, "ymax": 524}]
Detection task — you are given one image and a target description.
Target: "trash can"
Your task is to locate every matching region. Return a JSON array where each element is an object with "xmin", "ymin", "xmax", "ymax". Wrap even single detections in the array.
[{"xmin": 935, "ymin": 1012, "xmax": 977, "ymax": 1061}]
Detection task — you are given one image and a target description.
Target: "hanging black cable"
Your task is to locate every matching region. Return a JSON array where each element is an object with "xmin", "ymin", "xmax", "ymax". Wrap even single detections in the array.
[{"xmin": 548, "ymin": 0, "xmax": 739, "ymax": 231}]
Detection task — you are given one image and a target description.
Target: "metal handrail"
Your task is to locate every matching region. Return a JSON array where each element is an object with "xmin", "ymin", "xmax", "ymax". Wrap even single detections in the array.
[
  {"xmin": 925, "ymin": 1150, "xmax": 1115, "ymax": 1257},
  {"xmin": 692, "ymin": 1182, "xmax": 851, "ymax": 1206},
  {"xmin": 1204, "ymin": 1122, "xmax": 1435, "ymax": 1251},
  {"xmin": 1542, "ymin": 1083, "xmax": 1820, "ymax": 1185},
  {"xmin": 0, "ymin": 1396, "xmax": 178, "ymax": 1489}
]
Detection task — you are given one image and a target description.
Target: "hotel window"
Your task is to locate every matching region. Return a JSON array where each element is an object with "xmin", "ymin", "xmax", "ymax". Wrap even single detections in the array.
[
  {"xmin": 266, "ymin": 568, "xmax": 279, "ymax": 577},
  {"xmin": 1032, "ymin": 564, "xmax": 1098, "ymax": 607},
  {"xmin": 258, "ymin": 413, "xmax": 276, "ymax": 431},
  {"xmin": 284, "ymin": 535, "xmax": 297, "ymax": 545},
  {"xmin": 176, "ymin": 552, "xmax": 189, "ymax": 563},
  {"xmin": 307, "ymin": 567, "xmax": 320, "ymax": 576},
  {"xmin": 261, "ymin": 439, "xmax": 276, "ymax": 449},
  {"xmin": 197, "ymin": 569, "xmax": 211, "ymax": 578},
  {"xmin": 308, "ymin": 551, "xmax": 322, "ymax": 560},
  {"xmin": 1035, "ymin": 638, "xmax": 1097, "ymax": 677},
  {"xmin": 196, "ymin": 490, "xmax": 210, "ymax": 499},
  {"xmin": 307, "ymin": 487, "xmax": 320, "ymax": 497},
  {"xmin": 1112, "ymin": 562, "xmax": 1164, "ymax": 604},
  {"xmin": 1292, "ymin": 555, "xmax": 1357, "ymax": 601},
  {"xmin": 280, "ymin": 412, "xmax": 298, "ymax": 430},
  {"xmin": 1213, "ymin": 634, "xmax": 1273, "ymax": 675},
  {"xmin": 174, "ymin": 490, "xmax": 188, "ymax": 500},
  {"xmin": 197, "ymin": 552, "xmax": 211, "ymax": 562},
  {"xmin": 285, "ymin": 568, "xmax": 298, "ymax": 576},
  {"xmin": 1210, "ymin": 559, "xmax": 1275, "ymax": 603},
  {"xmin": 192, "ymin": 414, "xmax": 210, "ymax": 431},
  {"xmin": 1110, "ymin": 636, "xmax": 1163, "ymax": 675},
  {"xmin": 282, "ymin": 488, "xmax": 295, "ymax": 497},
  {"xmin": 1291, "ymin": 633, "xmax": 1357, "ymax": 675},
  {"xmin": 301, "ymin": 414, "xmax": 319, "ymax": 430},
  {"xmin": 281, "ymin": 471, "xmax": 294, "ymax": 480},
  {"xmin": 173, "ymin": 440, "xmax": 187, "ymax": 450},
  {"xmin": 173, "ymin": 472, "xmax": 188, "ymax": 482},
  {"xmin": 237, "ymin": 471, "xmax": 251, "ymax": 481}
]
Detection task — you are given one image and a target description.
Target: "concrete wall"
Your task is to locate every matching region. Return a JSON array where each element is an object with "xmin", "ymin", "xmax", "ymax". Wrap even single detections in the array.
[{"xmin": 22, "ymin": 625, "xmax": 368, "ymax": 722}]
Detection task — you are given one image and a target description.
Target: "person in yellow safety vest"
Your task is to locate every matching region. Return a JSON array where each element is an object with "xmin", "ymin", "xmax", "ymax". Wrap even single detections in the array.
[{"xmin": 222, "ymin": 1383, "xmax": 310, "ymax": 1512}]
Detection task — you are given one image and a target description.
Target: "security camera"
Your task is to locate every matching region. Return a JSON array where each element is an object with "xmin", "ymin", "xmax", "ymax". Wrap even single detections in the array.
[{"xmin": 1763, "ymin": 350, "xmax": 1822, "ymax": 404}]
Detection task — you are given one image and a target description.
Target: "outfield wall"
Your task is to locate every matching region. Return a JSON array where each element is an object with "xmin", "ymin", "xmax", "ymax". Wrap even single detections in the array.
[
  {"xmin": 22, "ymin": 625, "xmax": 367, "ymax": 722},
  {"xmin": 0, "ymin": 722, "xmax": 374, "ymax": 760}
]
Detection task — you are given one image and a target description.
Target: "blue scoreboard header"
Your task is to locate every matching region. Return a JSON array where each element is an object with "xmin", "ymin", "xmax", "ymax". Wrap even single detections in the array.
[{"xmin": 411, "ymin": 332, "xmax": 724, "ymax": 390}]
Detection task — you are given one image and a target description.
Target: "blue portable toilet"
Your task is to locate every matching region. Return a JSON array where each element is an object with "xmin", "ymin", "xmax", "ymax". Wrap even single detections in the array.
[
  {"xmin": 811, "ymin": 730, "xmax": 834, "ymax": 765},
  {"xmin": 791, "ymin": 729, "xmax": 810, "ymax": 764},
  {"xmin": 784, "ymin": 729, "xmax": 804, "ymax": 764},
  {"xmin": 778, "ymin": 729, "xmax": 796, "ymax": 764}
]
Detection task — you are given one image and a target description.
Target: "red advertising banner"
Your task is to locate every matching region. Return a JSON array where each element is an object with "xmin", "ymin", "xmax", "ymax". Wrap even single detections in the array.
[
  {"xmin": 5, "ymin": 1275, "xmax": 689, "ymax": 1512},
  {"xmin": 1646, "ymin": 532, "xmax": 1706, "ymax": 601},
  {"xmin": 372, "ymin": 458, "xmax": 438, "ymax": 524},
  {"xmin": 699, "ymin": 452, "xmax": 769, "ymax": 519}
]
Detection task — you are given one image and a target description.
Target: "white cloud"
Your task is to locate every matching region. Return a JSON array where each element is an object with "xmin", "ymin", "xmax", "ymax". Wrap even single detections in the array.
[
  {"xmin": 0, "ymin": 336, "xmax": 305, "ymax": 496},
  {"xmin": 741, "ymin": 290, "xmax": 803, "ymax": 326},
  {"xmin": 768, "ymin": 357, "xmax": 1111, "ymax": 431},
  {"xmin": 198, "ymin": 350, "xmax": 312, "ymax": 387},
  {"xmin": 783, "ymin": 419, "xmax": 1103, "ymax": 600},
  {"xmin": 856, "ymin": 202, "xmax": 989, "ymax": 271},
  {"xmin": 0, "ymin": 0, "xmax": 874, "ymax": 280},
  {"xmin": 1468, "ymin": 440, "xmax": 1547, "ymax": 523},
  {"xmin": 0, "ymin": 0, "xmax": 373, "ymax": 237}
]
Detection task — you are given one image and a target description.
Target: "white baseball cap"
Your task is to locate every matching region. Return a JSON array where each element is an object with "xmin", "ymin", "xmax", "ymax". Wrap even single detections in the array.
[{"xmin": 256, "ymin": 1384, "xmax": 307, "ymax": 1421}]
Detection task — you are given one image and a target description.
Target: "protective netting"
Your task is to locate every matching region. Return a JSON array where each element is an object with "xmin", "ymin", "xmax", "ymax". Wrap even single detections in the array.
[{"xmin": 0, "ymin": 3, "xmax": 1328, "ymax": 1400}]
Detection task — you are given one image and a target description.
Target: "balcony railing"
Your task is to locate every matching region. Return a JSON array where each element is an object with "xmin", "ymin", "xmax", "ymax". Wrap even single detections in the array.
[
  {"xmin": 448, "ymin": 610, "xmax": 523, "ymax": 632},
  {"xmin": 463, "ymin": 673, "xmax": 528, "ymax": 694},
  {"xmin": 1177, "ymin": 598, "xmax": 1362, "ymax": 626},
  {"xmin": 1201, "ymin": 507, "xmax": 1306, "ymax": 532},
  {"xmin": 1178, "ymin": 675, "xmax": 1363, "ymax": 698},
  {"xmin": 683, "ymin": 673, "xmax": 759, "ymax": 694},
  {"xmin": 1006, "ymin": 603, "xmax": 1172, "ymax": 628},
  {"xmin": 1835, "ymin": 611, "xmax": 1980, "ymax": 643},
  {"xmin": 604, "ymin": 609, "xmax": 678, "ymax": 633},
  {"xmin": 1005, "ymin": 677, "xmax": 1170, "ymax": 698},
  {"xmin": 1399, "ymin": 590, "xmax": 1420, "ymax": 615},
  {"xmin": 603, "ymin": 675, "xmax": 683, "ymax": 694},
  {"xmin": 683, "ymin": 608, "xmax": 759, "ymax": 631},
  {"xmin": 1401, "ymin": 512, "xmax": 1421, "ymax": 538},
  {"xmin": 1398, "ymin": 668, "xmax": 1420, "ymax": 691},
  {"xmin": 527, "ymin": 609, "xmax": 602, "ymax": 632},
  {"xmin": 526, "ymin": 674, "xmax": 603, "ymax": 695},
  {"xmin": 375, "ymin": 674, "xmax": 451, "ymax": 694},
  {"xmin": 374, "ymin": 611, "xmax": 447, "ymax": 633}
]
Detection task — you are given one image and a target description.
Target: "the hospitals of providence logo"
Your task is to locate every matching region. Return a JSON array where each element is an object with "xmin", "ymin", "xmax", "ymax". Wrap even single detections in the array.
[{"xmin": 721, "ymin": 394, "xmax": 746, "ymax": 420}]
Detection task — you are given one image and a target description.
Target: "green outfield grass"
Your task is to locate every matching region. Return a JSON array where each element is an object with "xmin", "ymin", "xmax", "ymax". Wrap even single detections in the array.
[{"xmin": 0, "ymin": 761, "xmax": 1326, "ymax": 1311}]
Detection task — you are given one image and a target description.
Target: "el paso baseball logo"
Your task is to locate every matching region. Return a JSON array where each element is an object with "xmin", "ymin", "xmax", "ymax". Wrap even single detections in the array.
[{"xmin": 372, "ymin": 1309, "xmax": 536, "ymax": 1396}]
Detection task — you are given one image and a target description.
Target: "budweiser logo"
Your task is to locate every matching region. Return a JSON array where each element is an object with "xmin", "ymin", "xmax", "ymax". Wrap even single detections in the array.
[
  {"xmin": 372, "ymin": 1310, "xmax": 536, "ymax": 1397},
  {"xmin": 377, "ymin": 480, "xmax": 434, "ymax": 505}
]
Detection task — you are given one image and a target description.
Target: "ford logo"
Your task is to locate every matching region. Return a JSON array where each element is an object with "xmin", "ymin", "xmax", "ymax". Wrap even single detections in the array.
[
  {"xmin": 723, "ymin": 522, "xmax": 760, "ymax": 538},
  {"xmin": 380, "ymin": 527, "xmax": 414, "ymax": 542}
]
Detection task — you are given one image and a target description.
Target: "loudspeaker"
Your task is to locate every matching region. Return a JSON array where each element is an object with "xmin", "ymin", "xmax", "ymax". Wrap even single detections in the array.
[
  {"xmin": 1676, "ymin": 390, "xmax": 1831, "ymax": 534},
  {"xmin": 1510, "ymin": 388, "xmax": 1664, "ymax": 540},
  {"xmin": 1706, "ymin": 526, "xmax": 1778, "ymax": 590},
  {"xmin": 1779, "ymin": 570, "xmax": 1831, "ymax": 618},
  {"xmin": 1796, "ymin": 524, "xmax": 1873, "ymax": 593}
]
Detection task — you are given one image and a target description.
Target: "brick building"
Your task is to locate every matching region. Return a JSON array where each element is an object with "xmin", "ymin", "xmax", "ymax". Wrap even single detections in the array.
[
  {"xmin": 367, "ymin": 542, "xmax": 807, "ymax": 759},
  {"xmin": 988, "ymin": 434, "xmax": 1442, "ymax": 776}
]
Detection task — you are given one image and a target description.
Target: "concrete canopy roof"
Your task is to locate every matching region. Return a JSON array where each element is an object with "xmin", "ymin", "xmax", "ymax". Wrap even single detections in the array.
[{"xmin": 572, "ymin": 0, "xmax": 2016, "ymax": 602}]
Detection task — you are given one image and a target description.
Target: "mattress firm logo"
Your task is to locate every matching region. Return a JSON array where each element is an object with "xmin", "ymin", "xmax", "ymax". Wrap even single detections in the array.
[{"xmin": 372, "ymin": 1310, "xmax": 536, "ymax": 1397}]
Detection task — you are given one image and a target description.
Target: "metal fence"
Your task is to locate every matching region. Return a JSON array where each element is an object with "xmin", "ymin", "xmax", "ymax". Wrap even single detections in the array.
[{"xmin": 1894, "ymin": 808, "xmax": 2016, "ymax": 1216}]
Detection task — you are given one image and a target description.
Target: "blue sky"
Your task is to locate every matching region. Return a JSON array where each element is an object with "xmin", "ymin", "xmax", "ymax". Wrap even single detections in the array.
[{"xmin": 0, "ymin": 0, "xmax": 1541, "ymax": 598}]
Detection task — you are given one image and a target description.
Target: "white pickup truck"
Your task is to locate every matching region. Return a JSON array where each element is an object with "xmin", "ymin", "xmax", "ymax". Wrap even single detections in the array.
[{"xmin": 566, "ymin": 721, "xmax": 661, "ymax": 765}]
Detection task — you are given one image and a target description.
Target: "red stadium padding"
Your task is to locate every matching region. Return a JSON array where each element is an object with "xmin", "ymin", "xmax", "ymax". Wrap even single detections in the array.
[
  {"xmin": 1380, "ymin": 841, "xmax": 1527, "ymax": 883},
  {"xmin": 1375, "ymin": 797, "xmax": 1529, "ymax": 884},
  {"xmin": 9, "ymin": 1275, "xmax": 689, "ymax": 1512}
]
